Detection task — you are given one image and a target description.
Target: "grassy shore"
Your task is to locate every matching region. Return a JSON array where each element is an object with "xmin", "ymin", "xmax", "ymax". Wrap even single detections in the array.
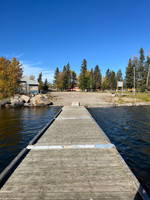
[{"xmin": 117, "ymin": 91, "xmax": 150, "ymax": 103}]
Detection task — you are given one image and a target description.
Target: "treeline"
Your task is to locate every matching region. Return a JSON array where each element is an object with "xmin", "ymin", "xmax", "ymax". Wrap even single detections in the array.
[
  {"xmin": 53, "ymin": 59, "xmax": 123, "ymax": 91},
  {"xmin": 54, "ymin": 63, "xmax": 77, "ymax": 91},
  {"xmin": 54, "ymin": 48, "xmax": 150, "ymax": 92},
  {"xmin": 125, "ymin": 48, "xmax": 150, "ymax": 92},
  {"xmin": 0, "ymin": 57, "xmax": 23, "ymax": 99}
]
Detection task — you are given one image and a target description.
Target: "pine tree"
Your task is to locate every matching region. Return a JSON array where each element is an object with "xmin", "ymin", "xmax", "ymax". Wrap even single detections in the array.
[
  {"xmin": 116, "ymin": 69, "xmax": 123, "ymax": 81},
  {"xmin": 94, "ymin": 65, "xmax": 102, "ymax": 90},
  {"xmin": 105, "ymin": 68, "xmax": 111, "ymax": 89},
  {"xmin": 125, "ymin": 59, "xmax": 134, "ymax": 89},
  {"xmin": 138, "ymin": 48, "xmax": 146, "ymax": 89},
  {"xmin": 62, "ymin": 66, "xmax": 68, "ymax": 90},
  {"xmin": 43, "ymin": 78, "xmax": 49, "ymax": 91},
  {"xmin": 90, "ymin": 68, "xmax": 94, "ymax": 90},
  {"xmin": 79, "ymin": 59, "xmax": 88, "ymax": 91},
  {"xmin": 53, "ymin": 67, "xmax": 60, "ymax": 90},
  {"xmin": 71, "ymin": 71, "xmax": 77, "ymax": 90},
  {"xmin": 66, "ymin": 63, "xmax": 71, "ymax": 89},
  {"xmin": 146, "ymin": 56, "xmax": 150, "ymax": 90},
  {"xmin": 109, "ymin": 71, "xmax": 116, "ymax": 90},
  {"xmin": 140, "ymin": 48, "xmax": 145, "ymax": 63},
  {"xmin": 37, "ymin": 72, "xmax": 43, "ymax": 92}
]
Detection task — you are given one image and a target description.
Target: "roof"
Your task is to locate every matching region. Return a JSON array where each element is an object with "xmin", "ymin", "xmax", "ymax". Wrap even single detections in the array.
[{"xmin": 21, "ymin": 76, "xmax": 39, "ymax": 85}]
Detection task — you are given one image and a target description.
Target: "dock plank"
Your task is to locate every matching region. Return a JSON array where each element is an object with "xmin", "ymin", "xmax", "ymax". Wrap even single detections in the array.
[{"xmin": 0, "ymin": 105, "xmax": 148, "ymax": 199}]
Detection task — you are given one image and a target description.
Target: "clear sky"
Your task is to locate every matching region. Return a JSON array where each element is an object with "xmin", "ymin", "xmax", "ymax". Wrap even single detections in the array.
[{"xmin": 0, "ymin": 0, "xmax": 150, "ymax": 82}]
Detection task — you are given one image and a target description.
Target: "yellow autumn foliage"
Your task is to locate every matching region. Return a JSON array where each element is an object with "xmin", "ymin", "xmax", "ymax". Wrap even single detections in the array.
[{"xmin": 0, "ymin": 57, "xmax": 23, "ymax": 99}]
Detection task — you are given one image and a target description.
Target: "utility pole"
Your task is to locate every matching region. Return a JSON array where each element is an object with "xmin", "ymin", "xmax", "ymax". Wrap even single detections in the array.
[{"xmin": 133, "ymin": 66, "xmax": 135, "ymax": 95}]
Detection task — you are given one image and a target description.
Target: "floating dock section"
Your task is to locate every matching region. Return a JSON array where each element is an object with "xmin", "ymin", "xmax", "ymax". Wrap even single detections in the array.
[{"xmin": 0, "ymin": 104, "xmax": 150, "ymax": 200}]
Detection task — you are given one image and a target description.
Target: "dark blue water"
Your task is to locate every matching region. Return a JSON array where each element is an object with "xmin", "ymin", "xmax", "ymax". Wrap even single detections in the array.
[
  {"xmin": 0, "ymin": 107, "xmax": 61, "ymax": 174},
  {"xmin": 88, "ymin": 106, "xmax": 150, "ymax": 196}
]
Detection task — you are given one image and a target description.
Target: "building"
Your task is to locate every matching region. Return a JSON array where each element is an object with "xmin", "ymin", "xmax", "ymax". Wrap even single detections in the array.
[{"xmin": 19, "ymin": 76, "xmax": 39, "ymax": 93}]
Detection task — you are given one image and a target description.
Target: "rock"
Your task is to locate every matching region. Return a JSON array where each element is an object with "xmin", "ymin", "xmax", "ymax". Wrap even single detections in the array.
[
  {"xmin": 43, "ymin": 94, "xmax": 48, "ymax": 99},
  {"xmin": 24, "ymin": 103, "xmax": 30, "ymax": 107},
  {"xmin": 5, "ymin": 104, "xmax": 11, "ymax": 108},
  {"xmin": 17, "ymin": 98, "xmax": 24, "ymax": 103},
  {"xmin": 30, "ymin": 94, "xmax": 52, "ymax": 107},
  {"xmin": 11, "ymin": 102, "xmax": 24, "ymax": 108},
  {"xmin": 10, "ymin": 97, "xmax": 19, "ymax": 103},
  {"xmin": 0, "ymin": 100, "xmax": 7, "ymax": 108},
  {"xmin": 21, "ymin": 95, "xmax": 30, "ymax": 103}
]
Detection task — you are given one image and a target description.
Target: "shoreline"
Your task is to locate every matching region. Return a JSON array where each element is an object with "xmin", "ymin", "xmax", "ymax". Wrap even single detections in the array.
[
  {"xmin": 1, "ymin": 92, "xmax": 150, "ymax": 108},
  {"xmin": 49, "ymin": 91, "xmax": 150, "ymax": 108}
]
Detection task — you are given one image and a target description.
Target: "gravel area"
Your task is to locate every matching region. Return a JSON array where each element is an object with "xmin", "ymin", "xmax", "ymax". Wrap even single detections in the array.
[{"xmin": 49, "ymin": 92, "xmax": 115, "ymax": 107}]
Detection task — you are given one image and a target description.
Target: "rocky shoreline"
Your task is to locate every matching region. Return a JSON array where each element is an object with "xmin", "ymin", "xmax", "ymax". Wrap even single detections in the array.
[{"xmin": 0, "ymin": 94, "xmax": 53, "ymax": 108}]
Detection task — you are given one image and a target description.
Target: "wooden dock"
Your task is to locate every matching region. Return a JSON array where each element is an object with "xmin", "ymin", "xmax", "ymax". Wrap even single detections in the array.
[{"xmin": 0, "ymin": 105, "xmax": 149, "ymax": 200}]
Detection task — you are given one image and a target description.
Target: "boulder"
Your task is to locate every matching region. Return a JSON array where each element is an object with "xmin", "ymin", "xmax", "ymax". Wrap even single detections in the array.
[
  {"xmin": 11, "ymin": 102, "xmax": 24, "ymax": 108},
  {"xmin": 10, "ymin": 98, "xmax": 19, "ymax": 103},
  {"xmin": 5, "ymin": 104, "xmax": 11, "ymax": 108},
  {"xmin": 0, "ymin": 100, "xmax": 7, "ymax": 108},
  {"xmin": 21, "ymin": 95, "xmax": 30, "ymax": 103},
  {"xmin": 19, "ymin": 98, "xmax": 25, "ymax": 103},
  {"xmin": 24, "ymin": 103, "xmax": 30, "ymax": 107},
  {"xmin": 30, "ymin": 94, "xmax": 52, "ymax": 107}
]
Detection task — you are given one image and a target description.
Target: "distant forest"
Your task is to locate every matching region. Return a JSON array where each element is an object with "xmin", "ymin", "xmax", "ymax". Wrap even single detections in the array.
[
  {"xmin": 54, "ymin": 48, "xmax": 150, "ymax": 92},
  {"xmin": 0, "ymin": 48, "xmax": 150, "ymax": 99}
]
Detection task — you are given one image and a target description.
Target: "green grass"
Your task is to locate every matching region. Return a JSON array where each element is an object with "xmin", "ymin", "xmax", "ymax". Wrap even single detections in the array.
[{"xmin": 120, "ymin": 91, "xmax": 150, "ymax": 102}]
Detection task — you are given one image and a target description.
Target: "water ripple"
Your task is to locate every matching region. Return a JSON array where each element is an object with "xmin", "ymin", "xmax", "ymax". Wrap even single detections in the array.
[
  {"xmin": 88, "ymin": 106, "xmax": 150, "ymax": 196},
  {"xmin": 0, "ymin": 107, "xmax": 62, "ymax": 174}
]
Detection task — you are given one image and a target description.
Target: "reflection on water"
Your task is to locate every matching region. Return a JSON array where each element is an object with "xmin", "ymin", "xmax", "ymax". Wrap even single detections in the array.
[
  {"xmin": 0, "ymin": 107, "xmax": 61, "ymax": 174},
  {"xmin": 88, "ymin": 106, "xmax": 150, "ymax": 196}
]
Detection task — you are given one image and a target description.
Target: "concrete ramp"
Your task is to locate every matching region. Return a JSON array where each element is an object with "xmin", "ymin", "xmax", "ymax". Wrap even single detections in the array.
[{"xmin": 71, "ymin": 102, "xmax": 80, "ymax": 106}]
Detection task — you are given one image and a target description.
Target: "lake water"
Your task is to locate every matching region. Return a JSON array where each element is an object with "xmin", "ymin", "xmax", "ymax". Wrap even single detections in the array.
[
  {"xmin": 88, "ymin": 106, "xmax": 150, "ymax": 196},
  {"xmin": 0, "ymin": 106, "xmax": 150, "ymax": 196},
  {"xmin": 0, "ymin": 107, "xmax": 61, "ymax": 175}
]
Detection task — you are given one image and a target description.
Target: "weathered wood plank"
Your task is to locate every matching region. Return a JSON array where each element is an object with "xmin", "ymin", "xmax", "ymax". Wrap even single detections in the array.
[{"xmin": 0, "ymin": 105, "xmax": 149, "ymax": 199}]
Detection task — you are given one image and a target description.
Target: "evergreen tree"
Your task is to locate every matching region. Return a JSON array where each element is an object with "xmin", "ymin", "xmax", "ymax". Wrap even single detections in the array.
[
  {"xmin": 37, "ymin": 72, "xmax": 43, "ymax": 92},
  {"xmin": 90, "ymin": 68, "xmax": 94, "ymax": 90},
  {"xmin": 140, "ymin": 48, "xmax": 145, "ymax": 63},
  {"xmin": 62, "ymin": 66, "xmax": 68, "ymax": 90},
  {"xmin": 71, "ymin": 71, "xmax": 77, "ymax": 90},
  {"xmin": 138, "ymin": 48, "xmax": 146, "ymax": 89},
  {"xmin": 116, "ymin": 69, "xmax": 123, "ymax": 81},
  {"xmin": 125, "ymin": 59, "xmax": 134, "ymax": 89},
  {"xmin": 109, "ymin": 71, "xmax": 116, "ymax": 90},
  {"xmin": 79, "ymin": 59, "xmax": 88, "ymax": 90},
  {"xmin": 94, "ymin": 65, "xmax": 102, "ymax": 90},
  {"xmin": 146, "ymin": 56, "xmax": 150, "ymax": 89},
  {"xmin": 53, "ymin": 67, "xmax": 60, "ymax": 90},
  {"xmin": 43, "ymin": 78, "xmax": 49, "ymax": 91},
  {"xmin": 106, "ymin": 68, "xmax": 111, "ymax": 89},
  {"xmin": 66, "ymin": 62, "xmax": 71, "ymax": 89}
]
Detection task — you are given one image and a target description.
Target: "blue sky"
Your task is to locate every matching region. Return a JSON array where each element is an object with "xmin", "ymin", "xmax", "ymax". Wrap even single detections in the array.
[{"xmin": 0, "ymin": 0, "xmax": 150, "ymax": 82}]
